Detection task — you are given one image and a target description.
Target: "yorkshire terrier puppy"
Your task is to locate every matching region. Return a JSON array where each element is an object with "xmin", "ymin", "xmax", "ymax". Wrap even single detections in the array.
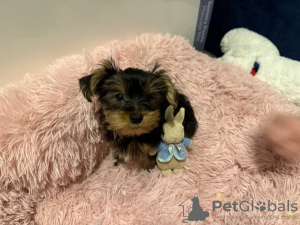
[{"xmin": 79, "ymin": 59, "xmax": 197, "ymax": 170}]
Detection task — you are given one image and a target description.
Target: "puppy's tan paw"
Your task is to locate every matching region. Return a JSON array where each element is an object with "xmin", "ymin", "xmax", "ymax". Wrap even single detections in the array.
[{"xmin": 149, "ymin": 149, "xmax": 157, "ymax": 156}]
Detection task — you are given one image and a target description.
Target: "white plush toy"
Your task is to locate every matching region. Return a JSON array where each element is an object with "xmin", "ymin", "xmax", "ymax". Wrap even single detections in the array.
[{"xmin": 220, "ymin": 28, "xmax": 300, "ymax": 106}]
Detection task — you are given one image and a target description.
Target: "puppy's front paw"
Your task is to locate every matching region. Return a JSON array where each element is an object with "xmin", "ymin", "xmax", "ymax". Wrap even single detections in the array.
[{"xmin": 149, "ymin": 149, "xmax": 157, "ymax": 156}]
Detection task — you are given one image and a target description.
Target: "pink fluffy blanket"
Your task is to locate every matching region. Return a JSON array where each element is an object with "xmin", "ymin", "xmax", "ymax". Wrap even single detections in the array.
[{"xmin": 1, "ymin": 34, "xmax": 300, "ymax": 225}]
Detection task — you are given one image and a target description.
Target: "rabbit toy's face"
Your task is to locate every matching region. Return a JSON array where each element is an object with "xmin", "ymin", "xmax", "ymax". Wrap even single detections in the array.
[
  {"xmin": 161, "ymin": 106, "xmax": 185, "ymax": 144},
  {"xmin": 161, "ymin": 121, "xmax": 184, "ymax": 144}
]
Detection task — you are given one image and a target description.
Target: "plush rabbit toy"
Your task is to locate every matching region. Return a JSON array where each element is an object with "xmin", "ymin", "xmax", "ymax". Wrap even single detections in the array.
[{"xmin": 151, "ymin": 105, "xmax": 193, "ymax": 177}]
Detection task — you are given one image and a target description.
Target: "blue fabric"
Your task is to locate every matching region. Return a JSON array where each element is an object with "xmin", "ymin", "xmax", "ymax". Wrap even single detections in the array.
[
  {"xmin": 205, "ymin": 0, "xmax": 300, "ymax": 60},
  {"xmin": 156, "ymin": 138, "xmax": 191, "ymax": 163}
]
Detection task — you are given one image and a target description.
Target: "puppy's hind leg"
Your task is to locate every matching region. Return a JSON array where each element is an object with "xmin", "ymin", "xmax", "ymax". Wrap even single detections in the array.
[{"xmin": 140, "ymin": 154, "xmax": 156, "ymax": 171}]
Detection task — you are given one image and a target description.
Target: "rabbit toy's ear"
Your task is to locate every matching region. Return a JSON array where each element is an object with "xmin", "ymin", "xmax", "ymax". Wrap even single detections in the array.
[
  {"xmin": 174, "ymin": 107, "xmax": 185, "ymax": 124},
  {"xmin": 165, "ymin": 105, "xmax": 174, "ymax": 121}
]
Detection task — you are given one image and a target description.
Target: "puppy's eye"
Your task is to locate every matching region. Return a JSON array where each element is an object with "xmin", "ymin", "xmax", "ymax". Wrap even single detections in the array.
[{"xmin": 115, "ymin": 93, "xmax": 124, "ymax": 101}]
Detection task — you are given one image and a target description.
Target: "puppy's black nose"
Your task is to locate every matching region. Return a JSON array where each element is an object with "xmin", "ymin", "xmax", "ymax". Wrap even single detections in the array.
[{"xmin": 130, "ymin": 113, "xmax": 143, "ymax": 124}]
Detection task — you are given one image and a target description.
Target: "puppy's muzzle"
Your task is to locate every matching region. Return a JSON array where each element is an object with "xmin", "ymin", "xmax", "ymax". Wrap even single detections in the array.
[{"xmin": 130, "ymin": 113, "xmax": 143, "ymax": 124}]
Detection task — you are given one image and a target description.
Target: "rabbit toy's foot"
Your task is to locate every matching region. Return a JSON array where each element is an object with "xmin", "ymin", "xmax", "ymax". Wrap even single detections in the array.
[
  {"xmin": 173, "ymin": 168, "xmax": 183, "ymax": 175},
  {"xmin": 162, "ymin": 169, "xmax": 172, "ymax": 177}
]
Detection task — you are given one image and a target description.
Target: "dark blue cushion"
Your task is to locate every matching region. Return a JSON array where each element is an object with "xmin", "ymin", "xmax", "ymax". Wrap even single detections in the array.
[{"xmin": 205, "ymin": 0, "xmax": 300, "ymax": 60}]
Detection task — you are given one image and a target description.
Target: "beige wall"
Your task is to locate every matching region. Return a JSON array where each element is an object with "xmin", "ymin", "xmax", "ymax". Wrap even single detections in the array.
[{"xmin": 0, "ymin": 0, "xmax": 199, "ymax": 87}]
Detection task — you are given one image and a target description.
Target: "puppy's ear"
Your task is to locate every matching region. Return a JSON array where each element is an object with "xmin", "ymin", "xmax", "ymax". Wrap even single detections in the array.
[
  {"xmin": 151, "ymin": 63, "xmax": 178, "ymax": 108},
  {"xmin": 79, "ymin": 74, "xmax": 93, "ymax": 102},
  {"xmin": 164, "ymin": 78, "xmax": 178, "ymax": 109},
  {"xmin": 79, "ymin": 59, "xmax": 117, "ymax": 102}
]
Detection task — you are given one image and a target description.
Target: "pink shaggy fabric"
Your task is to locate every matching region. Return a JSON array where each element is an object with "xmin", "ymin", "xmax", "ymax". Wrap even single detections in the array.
[
  {"xmin": 0, "ymin": 52, "xmax": 108, "ymax": 223},
  {"xmin": 1, "ymin": 34, "xmax": 300, "ymax": 224}
]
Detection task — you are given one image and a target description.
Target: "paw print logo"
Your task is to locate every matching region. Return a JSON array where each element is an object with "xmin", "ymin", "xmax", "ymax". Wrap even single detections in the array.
[{"xmin": 255, "ymin": 201, "xmax": 266, "ymax": 211}]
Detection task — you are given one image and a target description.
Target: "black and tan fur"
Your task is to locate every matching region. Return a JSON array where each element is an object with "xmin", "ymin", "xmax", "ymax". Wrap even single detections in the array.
[{"xmin": 79, "ymin": 59, "xmax": 197, "ymax": 170}]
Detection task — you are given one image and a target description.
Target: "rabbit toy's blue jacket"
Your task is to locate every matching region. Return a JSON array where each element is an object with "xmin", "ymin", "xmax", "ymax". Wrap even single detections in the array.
[{"xmin": 155, "ymin": 138, "xmax": 191, "ymax": 163}]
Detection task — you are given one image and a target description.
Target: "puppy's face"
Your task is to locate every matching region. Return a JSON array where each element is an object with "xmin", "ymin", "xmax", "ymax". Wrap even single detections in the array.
[{"xmin": 79, "ymin": 60, "xmax": 177, "ymax": 136}]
